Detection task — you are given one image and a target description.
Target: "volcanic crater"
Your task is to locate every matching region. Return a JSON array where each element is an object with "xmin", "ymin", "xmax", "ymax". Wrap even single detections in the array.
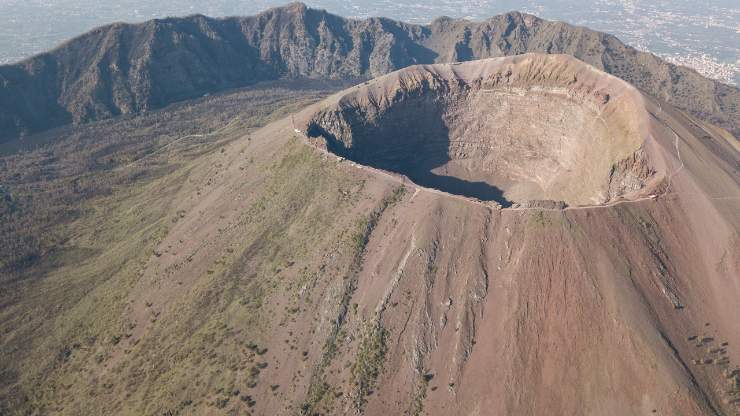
[{"xmin": 306, "ymin": 54, "xmax": 657, "ymax": 207}]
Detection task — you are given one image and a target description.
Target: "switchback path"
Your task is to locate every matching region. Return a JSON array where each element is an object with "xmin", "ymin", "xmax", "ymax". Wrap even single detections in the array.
[{"xmin": 118, "ymin": 116, "xmax": 242, "ymax": 170}]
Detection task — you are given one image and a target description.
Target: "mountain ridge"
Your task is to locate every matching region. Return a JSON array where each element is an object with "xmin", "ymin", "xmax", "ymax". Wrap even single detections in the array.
[{"xmin": 0, "ymin": 2, "xmax": 738, "ymax": 143}]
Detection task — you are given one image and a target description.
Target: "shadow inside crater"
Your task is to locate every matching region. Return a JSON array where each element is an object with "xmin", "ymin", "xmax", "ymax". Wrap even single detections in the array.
[
  {"xmin": 339, "ymin": 143, "xmax": 514, "ymax": 207},
  {"xmin": 306, "ymin": 98, "xmax": 513, "ymax": 207},
  {"xmin": 405, "ymin": 168, "xmax": 512, "ymax": 207}
]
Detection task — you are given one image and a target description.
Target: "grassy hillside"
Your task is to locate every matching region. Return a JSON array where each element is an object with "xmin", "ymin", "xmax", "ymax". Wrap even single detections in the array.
[{"xmin": 0, "ymin": 80, "xmax": 355, "ymax": 414}]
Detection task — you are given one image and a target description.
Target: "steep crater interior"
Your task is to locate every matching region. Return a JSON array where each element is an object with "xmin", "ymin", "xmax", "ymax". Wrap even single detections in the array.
[{"xmin": 306, "ymin": 57, "xmax": 654, "ymax": 207}]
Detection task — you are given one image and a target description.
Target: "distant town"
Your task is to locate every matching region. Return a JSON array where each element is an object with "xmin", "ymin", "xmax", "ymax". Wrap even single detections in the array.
[{"xmin": 660, "ymin": 53, "xmax": 737, "ymax": 86}]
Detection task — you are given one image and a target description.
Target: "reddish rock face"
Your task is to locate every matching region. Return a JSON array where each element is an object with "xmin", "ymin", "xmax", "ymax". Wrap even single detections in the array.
[{"xmin": 284, "ymin": 55, "xmax": 738, "ymax": 416}]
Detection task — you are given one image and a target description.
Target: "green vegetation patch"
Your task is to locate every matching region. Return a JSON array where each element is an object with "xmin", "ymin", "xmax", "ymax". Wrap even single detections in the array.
[{"xmin": 351, "ymin": 322, "xmax": 388, "ymax": 409}]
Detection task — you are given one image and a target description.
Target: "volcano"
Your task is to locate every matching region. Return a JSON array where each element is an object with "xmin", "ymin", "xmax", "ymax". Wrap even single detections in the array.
[{"xmin": 1, "ymin": 12, "xmax": 738, "ymax": 416}]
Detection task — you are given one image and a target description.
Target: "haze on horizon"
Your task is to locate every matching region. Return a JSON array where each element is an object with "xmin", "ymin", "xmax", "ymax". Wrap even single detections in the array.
[{"xmin": 0, "ymin": 0, "xmax": 738, "ymax": 85}]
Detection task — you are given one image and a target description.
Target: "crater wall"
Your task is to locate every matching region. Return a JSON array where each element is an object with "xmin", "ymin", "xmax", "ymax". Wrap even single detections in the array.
[{"xmin": 307, "ymin": 54, "xmax": 657, "ymax": 206}]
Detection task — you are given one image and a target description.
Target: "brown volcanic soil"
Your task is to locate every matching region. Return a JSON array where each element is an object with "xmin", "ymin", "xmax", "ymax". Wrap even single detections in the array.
[
  {"xmin": 282, "ymin": 55, "xmax": 736, "ymax": 415},
  {"xmin": 304, "ymin": 54, "xmax": 659, "ymax": 207},
  {"xmin": 1, "ymin": 56, "xmax": 738, "ymax": 415},
  {"xmin": 105, "ymin": 55, "xmax": 737, "ymax": 415}
]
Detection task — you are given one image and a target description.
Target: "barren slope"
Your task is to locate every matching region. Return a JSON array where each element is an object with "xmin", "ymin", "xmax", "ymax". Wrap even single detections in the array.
[{"xmin": 1, "ymin": 57, "xmax": 738, "ymax": 416}]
